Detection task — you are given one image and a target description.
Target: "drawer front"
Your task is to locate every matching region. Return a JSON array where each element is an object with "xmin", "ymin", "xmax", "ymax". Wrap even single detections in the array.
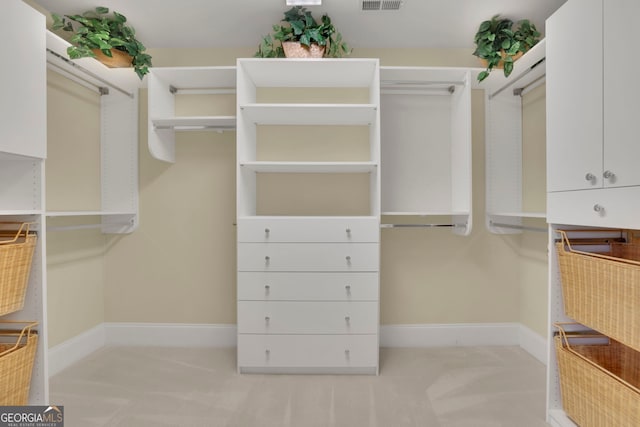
[
  {"xmin": 237, "ymin": 334, "xmax": 378, "ymax": 368},
  {"xmin": 238, "ymin": 243, "xmax": 379, "ymax": 271},
  {"xmin": 237, "ymin": 217, "xmax": 379, "ymax": 243},
  {"xmin": 238, "ymin": 272, "xmax": 379, "ymax": 301},
  {"xmin": 238, "ymin": 301, "xmax": 378, "ymax": 334},
  {"xmin": 547, "ymin": 186, "xmax": 640, "ymax": 229}
]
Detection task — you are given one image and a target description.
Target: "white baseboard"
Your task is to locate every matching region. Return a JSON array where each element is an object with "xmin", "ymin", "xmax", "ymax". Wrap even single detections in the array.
[
  {"xmin": 380, "ymin": 322, "xmax": 547, "ymax": 365},
  {"xmin": 48, "ymin": 323, "xmax": 106, "ymax": 377},
  {"xmin": 104, "ymin": 322, "xmax": 237, "ymax": 347},
  {"xmin": 518, "ymin": 324, "xmax": 548, "ymax": 365},
  {"xmin": 49, "ymin": 322, "xmax": 547, "ymax": 377}
]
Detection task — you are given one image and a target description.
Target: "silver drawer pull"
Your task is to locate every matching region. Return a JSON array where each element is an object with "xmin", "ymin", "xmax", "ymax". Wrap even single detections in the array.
[
  {"xmin": 265, "ymin": 349, "xmax": 270, "ymax": 357},
  {"xmin": 593, "ymin": 204, "xmax": 604, "ymax": 213},
  {"xmin": 265, "ymin": 256, "xmax": 270, "ymax": 263},
  {"xmin": 585, "ymin": 173, "xmax": 596, "ymax": 183},
  {"xmin": 345, "ymin": 316, "xmax": 351, "ymax": 324},
  {"xmin": 264, "ymin": 228, "xmax": 270, "ymax": 235},
  {"xmin": 265, "ymin": 284, "xmax": 270, "ymax": 293},
  {"xmin": 345, "ymin": 349, "xmax": 350, "ymax": 358},
  {"xmin": 346, "ymin": 228, "xmax": 351, "ymax": 234},
  {"xmin": 265, "ymin": 316, "xmax": 270, "ymax": 323},
  {"xmin": 603, "ymin": 170, "xmax": 615, "ymax": 180},
  {"xmin": 345, "ymin": 284, "xmax": 351, "ymax": 295},
  {"xmin": 345, "ymin": 256, "xmax": 351, "ymax": 263}
]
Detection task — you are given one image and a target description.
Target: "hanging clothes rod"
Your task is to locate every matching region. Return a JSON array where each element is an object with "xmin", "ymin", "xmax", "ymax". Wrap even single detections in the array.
[
  {"xmin": 513, "ymin": 74, "xmax": 546, "ymax": 97},
  {"xmin": 168, "ymin": 85, "xmax": 235, "ymax": 95},
  {"xmin": 488, "ymin": 57, "xmax": 545, "ymax": 100},
  {"xmin": 46, "ymin": 48, "xmax": 135, "ymax": 99},
  {"xmin": 490, "ymin": 221, "xmax": 547, "ymax": 233}
]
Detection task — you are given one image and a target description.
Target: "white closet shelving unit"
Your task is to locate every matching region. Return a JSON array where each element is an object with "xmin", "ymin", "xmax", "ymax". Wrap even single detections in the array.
[
  {"xmin": 379, "ymin": 66, "xmax": 472, "ymax": 235},
  {"xmin": 483, "ymin": 40, "xmax": 547, "ymax": 234},
  {"xmin": 46, "ymin": 31, "xmax": 140, "ymax": 234},
  {"xmin": 236, "ymin": 58, "xmax": 380, "ymax": 374},
  {"xmin": 1, "ymin": 0, "xmax": 48, "ymax": 404},
  {"xmin": 148, "ymin": 66, "xmax": 237, "ymax": 163}
]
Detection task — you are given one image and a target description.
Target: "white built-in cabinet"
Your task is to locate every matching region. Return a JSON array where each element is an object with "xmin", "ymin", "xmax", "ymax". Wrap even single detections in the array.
[
  {"xmin": 546, "ymin": 0, "xmax": 640, "ymax": 229},
  {"xmin": 545, "ymin": 1, "xmax": 640, "ymax": 425},
  {"xmin": 0, "ymin": 0, "xmax": 48, "ymax": 404},
  {"xmin": 46, "ymin": 31, "xmax": 140, "ymax": 233},
  {"xmin": 236, "ymin": 58, "xmax": 380, "ymax": 374},
  {"xmin": 483, "ymin": 40, "xmax": 546, "ymax": 233},
  {"xmin": 379, "ymin": 67, "xmax": 472, "ymax": 235}
]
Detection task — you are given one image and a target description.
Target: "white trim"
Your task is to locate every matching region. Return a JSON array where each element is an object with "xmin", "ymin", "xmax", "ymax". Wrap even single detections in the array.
[
  {"xmin": 380, "ymin": 323, "xmax": 520, "ymax": 348},
  {"xmin": 104, "ymin": 322, "xmax": 237, "ymax": 347},
  {"xmin": 48, "ymin": 323, "xmax": 106, "ymax": 377},
  {"xmin": 518, "ymin": 324, "xmax": 548, "ymax": 365}
]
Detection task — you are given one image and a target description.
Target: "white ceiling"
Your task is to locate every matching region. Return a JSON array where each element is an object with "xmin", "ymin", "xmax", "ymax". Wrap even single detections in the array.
[{"xmin": 32, "ymin": 0, "xmax": 566, "ymax": 50}]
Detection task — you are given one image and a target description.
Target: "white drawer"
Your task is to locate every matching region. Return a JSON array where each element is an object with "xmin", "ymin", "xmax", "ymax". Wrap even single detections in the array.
[
  {"xmin": 237, "ymin": 217, "xmax": 379, "ymax": 243},
  {"xmin": 237, "ymin": 334, "xmax": 378, "ymax": 369},
  {"xmin": 547, "ymin": 186, "xmax": 640, "ymax": 229},
  {"xmin": 237, "ymin": 243, "xmax": 379, "ymax": 271},
  {"xmin": 237, "ymin": 301, "xmax": 378, "ymax": 334},
  {"xmin": 238, "ymin": 272, "xmax": 379, "ymax": 301}
]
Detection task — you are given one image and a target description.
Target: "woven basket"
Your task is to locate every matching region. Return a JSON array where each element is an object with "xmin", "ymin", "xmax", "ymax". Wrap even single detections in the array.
[
  {"xmin": 0, "ymin": 223, "xmax": 37, "ymax": 316},
  {"xmin": 91, "ymin": 48, "xmax": 133, "ymax": 68},
  {"xmin": 555, "ymin": 324, "xmax": 640, "ymax": 427},
  {"xmin": 0, "ymin": 322, "xmax": 38, "ymax": 406},
  {"xmin": 556, "ymin": 230, "xmax": 640, "ymax": 353},
  {"xmin": 282, "ymin": 42, "xmax": 325, "ymax": 58}
]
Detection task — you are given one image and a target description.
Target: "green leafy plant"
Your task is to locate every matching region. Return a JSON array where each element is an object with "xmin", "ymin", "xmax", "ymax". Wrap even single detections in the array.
[
  {"xmin": 51, "ymin": 6, "xmax": 152, "ymax": 79},
  {"xmin": 473, "ymin": 15, "xmax": 541, "ymax": 82},
  {"xmin": 254, "ymin": 6, "xmax": 351, "ymax": 58}
]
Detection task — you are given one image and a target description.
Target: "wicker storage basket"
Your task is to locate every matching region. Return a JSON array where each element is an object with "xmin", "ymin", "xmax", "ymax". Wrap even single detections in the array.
[
  {"xmin": 556, "ymin": 230, "xmax": 640, "ymax": 353},
  {"xmin": 0, "ymin": 322, "xmax": 38, "ymax": 405},
  {"xmin": 555, "ymin": 324, "xmax": 640, "ymax": 427},
  {"xmin": 0, "ymin": 223, "xmax": 37, "ymax": 316}
]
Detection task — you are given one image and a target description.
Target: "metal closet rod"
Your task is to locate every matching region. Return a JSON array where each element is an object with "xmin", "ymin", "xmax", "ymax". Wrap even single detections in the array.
[
  {"xmin": 488, "ymin": 57, "xmax": 546, "ymax": 100},
  {"xmin": 46, "ymin": 48, "xmax": 135, "ymax": 99},
  {"xmin": 380, "ymin": 223, "xmax": 461, "ymax": 229},
  {"xmin": 490, "ymin": 221, "xmax": 547, "ymax": 233}
]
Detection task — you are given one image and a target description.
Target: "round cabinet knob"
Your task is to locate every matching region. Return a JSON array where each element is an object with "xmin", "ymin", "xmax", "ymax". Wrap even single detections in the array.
[
  {"xmin": 593, "ymin": 204, "xmax": 604, "ymax": 213},
  {"xmin": 345, "ymin": 284, "xmax": 352, "ymax": 294},
  {"xmin": 603, "ymin": 170, "xmax": 615, "ymax": 180},
  {"xmin": 345, "ymin": 316, "xmax": 351, "ymax": 323},
  {"xmin": 265, "ymin": 256, "xmax": 270, "ymax": 262},
  {"xmin": 264, "ymin": 228, "xmax": 270, "ymax": 236},
  {"xmin": 265, "ymin": 284, "xmax": 270, "ymax": 294},
  {"xmin": 265, "ymin": 349, "xmax": 270, "ymax": 357},
  {"xmin": 345, "ymin": 349, "xmax": 350, "ymax": 359},
  {"xmin": 265, "ymin": 316, "xmax": 270, "ymax": 323},
  {"xmin": 585, "ymin": 173, "xmax": 596, "ymax": 183},
  {"xmin": 346, "ymin": 228, "xmax": 352, "ymax": 234},
  {"xmin": 345, "ymin": 256, "xmax": 351, "ymax": 263}
]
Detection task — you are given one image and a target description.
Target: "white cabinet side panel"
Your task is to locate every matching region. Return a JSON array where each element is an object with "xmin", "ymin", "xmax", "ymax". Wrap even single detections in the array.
[{"xmin": 147, "ymin": 72, "xmax": 177, "ymax": 162}]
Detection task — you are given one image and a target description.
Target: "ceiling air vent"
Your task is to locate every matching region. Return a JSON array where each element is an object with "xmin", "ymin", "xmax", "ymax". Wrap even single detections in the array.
[{"xmin": 362, "ymin": 0, "xmax": 403, "ymax": 11}]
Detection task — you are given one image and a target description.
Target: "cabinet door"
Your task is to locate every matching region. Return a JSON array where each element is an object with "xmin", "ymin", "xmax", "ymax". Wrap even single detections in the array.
[
  {"xmin": 0, "ymin": 1, "xmax": 46, "ymax": 158},
  {"xmin": 546, "ymin": 0, "xmax": 602, "ymax": 192},
  {"xmin": 603, "ymin": 0, "xmax": 640, "ymax": 188}
]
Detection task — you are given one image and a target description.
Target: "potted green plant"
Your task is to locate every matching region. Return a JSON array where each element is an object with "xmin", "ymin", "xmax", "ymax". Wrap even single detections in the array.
[
  {"xmin": 255, "ymin": 6, "xmax": 350, "ymax": 58},
  {"xmin": 51, "ymin": 6, "xmax": 152, "ymax": 80},
  {"xmin": 473, "ymin": 15, "xmax": 541, "ymax": 82}
]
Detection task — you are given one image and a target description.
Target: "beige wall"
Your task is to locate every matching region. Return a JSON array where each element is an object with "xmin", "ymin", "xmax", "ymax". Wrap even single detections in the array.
[
  {"xmin": 43, "ymin": 44, "xmax": 548, "ymax": 346},
  {"xmin": 46, "ymin": 70, "xmax": 106, "ymax": 347}
]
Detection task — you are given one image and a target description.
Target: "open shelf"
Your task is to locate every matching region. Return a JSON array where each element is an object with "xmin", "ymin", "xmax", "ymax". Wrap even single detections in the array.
[
  {"xmin": 240, "ymin": 161, "xmax": 377, "ymax": 173},
  {"xmin": 240, "ymin": 104, "xmax": 377, "ymax": 125},
  {"xmin": 151, "ymin": 116, "xmax": 236, "ymax": 131}
]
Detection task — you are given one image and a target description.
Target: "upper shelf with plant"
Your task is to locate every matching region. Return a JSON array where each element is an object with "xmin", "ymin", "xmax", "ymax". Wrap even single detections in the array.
[
  {"xmin": 52, "ymin": 6, "xmax": 152, "ymax": 79},
  {"xmin": 473, "ymin": 14, "xmax": 541, "ymax": 82},
  {"xmin": 255, "ymin": 6, "xmax": 351, "ymax": 58}
]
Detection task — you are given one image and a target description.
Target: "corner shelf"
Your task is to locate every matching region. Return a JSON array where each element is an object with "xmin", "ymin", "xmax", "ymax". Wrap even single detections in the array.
[
  {"xmin": 484, "ymin": 40, "xmax": 547, "ymax": 234},
  {"xmin": 148, "ymin": 66, "xmax": 237, "ymax": 163}
]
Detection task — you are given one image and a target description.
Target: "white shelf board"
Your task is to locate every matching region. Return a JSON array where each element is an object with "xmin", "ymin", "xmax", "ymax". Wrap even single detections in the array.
[
  {"xmin": 238, "ymin": 58, "xmax": 378, "ymax": 88},
  {"xmin": 238, "ymin": 215, "xmax": 379, "ymax": 220},
  {"xmin": 149, "ymin": 66, "xmax": 236, "ymax": 89},
  {"xmin": 152, "ymin": 116, "xmax": 236, "ymax": 130},
  {"xmin": 240, "ymin": 104, "xmax": 377, "ymax": 125},
  {"xmin": 46, "ymin": 211, "xmax": 136, "ymax": 217},
  {"xmin": 488, "ymin": 212, "xmax": 547, "ymax": 219},
  {"xmin": 0, "ymin": 210, "xmax": 42, "ymax": 216},
  {"xmin": 382, "ymin": 211, "xmax": 469, "ymax": 216},
  {"xmin": 240, "ymin": 161, "xmax": 377, "ymax": 173},
  {"xmin": 380, "ymin": 66, "xmax": 469, "ymax": 87}
]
